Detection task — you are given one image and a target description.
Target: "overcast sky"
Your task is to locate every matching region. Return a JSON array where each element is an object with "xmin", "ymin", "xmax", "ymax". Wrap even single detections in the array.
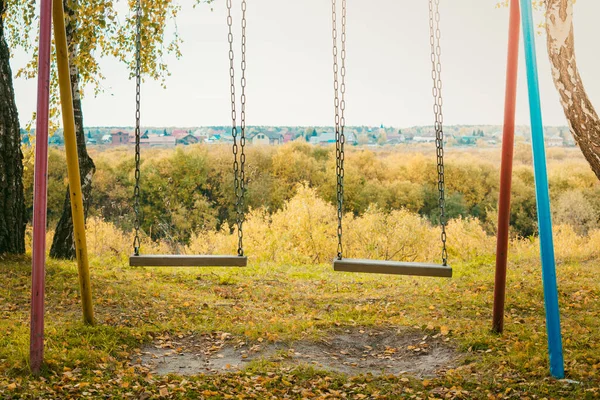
[{"xmin": 10, "ymin": 0, "xmax": 600, "ymax": 128}]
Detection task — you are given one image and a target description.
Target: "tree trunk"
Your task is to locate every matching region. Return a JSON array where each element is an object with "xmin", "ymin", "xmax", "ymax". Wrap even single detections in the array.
[
  {"xmin": 50, "ymin": 0, "xmax": 95, "ymax": 259},
  {"xmin": 545, "ymin": 0, "xmax": 600, "ymax": 180},
  {"xmin": 0, "ymin": 4, "xmax": 26, "ymax": 255}
]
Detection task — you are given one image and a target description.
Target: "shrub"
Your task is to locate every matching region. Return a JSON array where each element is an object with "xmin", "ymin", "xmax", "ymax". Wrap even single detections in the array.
[
  {"xmin": 345, "ymin": 207, "xmax": 436, "ymax": 262},
  {"xmin": 180, "ymin": 185, "xmax": 499, "ymax": 267},
  {"xmin": 267, "ymin": 183, "xmax": 337, "ymax": 264},
  {"xmin": 27, "ymin": 144, "xmax": 598, "ymax": 242},
  {"xmin": 67, "ymin": 180, "xmax": 600, "ymax": 271},
  {"xmin": 553, "ymin": 190, "xmax": 599, "ymax": 235},
  {"xmin": 445, "ymin": 217, "xmax": 495, "ymax": 262}
]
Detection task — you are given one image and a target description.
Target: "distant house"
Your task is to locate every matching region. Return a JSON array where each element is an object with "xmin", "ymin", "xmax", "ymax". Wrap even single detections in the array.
[
  {"xmin": 172, "ymin": 129, "xmax": 193, "ymax": 142},
  {"xmin": 413, "ymin": 135, "xmax": 436, "ymax": 144},
  {"xmin": 309, "ymin": 131, "xmax": 336, "ymax": 145},
  {"xmin": 456, "ymin": 135, "xmax": 478, "ymax": 146},
  {"xmin": 141, "ymin": 134, "xmax": 176, "ymax": 147},
  {"xmin": 346, "ymin": 132, "xmax": 358, "ymax": 145},
  {"xmin": 321, "ymin": 132, "xmax": 336, "ymax": 144},
  {"xmin": 110, "ymin": 130, "xmax": 131, "ymax": 146},
  {"xmin": 250, "ymin": 131, "xmax": 283, "ymax": 145},
  {"xmin": 101, "ymin": 134, "xmax": 112, "ymax": 144},
  {"xmin": 176, "ymin": 134, "xmax": 199, "ymax": 146},
  {"xmin": 546, "ymin": 135, "xmax": 563, "ymax": 147},
  {"xmin": 283, "ymin": 132, "xmax": 294, "ymax": 143},
  {"xmin": 251, "ymin": 133, "xmax": 270, "ymax": 145},
  {"xmin": 204, "ymin": 128, "xmax": 227, "ymax": 142},
  {"xmin": 193, "ymin": 129, "xmax": 209, "ymax": 143},
  {"xmin": 267, "ymin": 131, "xmax": 284, "ymax": 145},
  {"xmin": 172, "ymin": 129, "xmax": 188, "ymax": 138},
  {"xmin": 310, "ymin": 131, "xmax": 356, "ymax": 145},
  {"xmin": 386, "ymin": 133, "xmax": 406, "ymax": 145},
  {"xmin": 207, "ymin": 134, "xmax": 222, "ymax": 144}
]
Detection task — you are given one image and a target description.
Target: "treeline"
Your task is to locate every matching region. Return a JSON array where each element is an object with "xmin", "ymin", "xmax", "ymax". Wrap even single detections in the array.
[{"xmin": 22, "ymin": 142, "xmax": 600, "ymax": 243}]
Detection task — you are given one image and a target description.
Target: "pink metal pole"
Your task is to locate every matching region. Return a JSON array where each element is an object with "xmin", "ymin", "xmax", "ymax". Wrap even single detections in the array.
[
  {"xmin": 30, "ymin": 0, "xmax": 53, "ymax": 375},
  {"xmin": 492, "ymin": 0, "xmax": 520, "ymax": 334}
]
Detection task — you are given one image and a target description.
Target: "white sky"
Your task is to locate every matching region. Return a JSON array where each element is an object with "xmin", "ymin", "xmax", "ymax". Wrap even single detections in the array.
[{"xmin": 10, "ymin": 0, "xmax": 600, "ymax": 128}]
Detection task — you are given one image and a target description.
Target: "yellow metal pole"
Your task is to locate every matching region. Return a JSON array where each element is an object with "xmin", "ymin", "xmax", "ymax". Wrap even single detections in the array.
[{"xmin": 53, "ymin": 0, "xmax": 94, "ymax": 325}]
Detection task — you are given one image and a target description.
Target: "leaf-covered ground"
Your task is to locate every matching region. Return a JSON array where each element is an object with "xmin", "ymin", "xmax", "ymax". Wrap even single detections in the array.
[{"xmin": 1, "ymin": 254, "xmax": 599, "ymax": 399}]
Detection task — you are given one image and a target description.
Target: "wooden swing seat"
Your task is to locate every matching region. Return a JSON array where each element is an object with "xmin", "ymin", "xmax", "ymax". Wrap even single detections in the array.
[
  {"xmin": 333, "ymin": 258, "xmax": 452, "ymax": 278},
  {"xmin": 129, "ymin": 255, "xmax": 247, "ymax": 267}
]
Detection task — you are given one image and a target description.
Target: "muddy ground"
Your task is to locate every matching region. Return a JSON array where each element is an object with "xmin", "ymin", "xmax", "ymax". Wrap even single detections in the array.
[{"xmin": 131, "ymin": 327, "xmax": 459, "ymax": 377}]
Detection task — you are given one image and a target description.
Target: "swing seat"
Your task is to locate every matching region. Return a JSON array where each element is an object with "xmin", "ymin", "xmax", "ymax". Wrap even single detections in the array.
[
  {"xmin": 333, "ymin": 258, "xmax": 452, "ymax": 278},
  {"xmin": 129, "ymin": 255, "xmax": 247, "ymax": 267}
]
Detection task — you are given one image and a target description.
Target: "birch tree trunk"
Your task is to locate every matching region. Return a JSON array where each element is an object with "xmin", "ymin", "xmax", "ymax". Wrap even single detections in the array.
[
  {"xmin": 50, "ymin": 0, "xmax": 95, "ymax": 259},
  {"xmin": 545, "ymin": 0, "xmax": 600, "ymax": 180},
  {"xmin": 0, "ymin": 3, "xmax": 26, "ymax": 255}
]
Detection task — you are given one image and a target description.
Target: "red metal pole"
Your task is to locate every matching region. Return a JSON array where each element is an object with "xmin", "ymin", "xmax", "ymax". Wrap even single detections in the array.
[
  {"xmin": 30, "ymin": 0, "xmax": 53, "ymax": 374},
  {"xmin": 492, "ymin": 0, "xmax": 520, "ymax": 334}
]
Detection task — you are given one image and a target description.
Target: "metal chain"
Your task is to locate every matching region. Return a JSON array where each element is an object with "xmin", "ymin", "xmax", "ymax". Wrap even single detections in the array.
[
  {"xmin": 133, "ymin": 0, "xmax": 142, "ymax": 255},
  {"xmin": 226, "ymin": 0, "xmax": 247, "ymax": 256},
  {"xmin": 429, "ymin": 0, "xmax": 448, "ymax": 266},
  {"xmin": 238, "ymin": 0, "xmax": 247, "ymax": 256},
  {"xmin": 332, "ymin": 0, "xmax": 347, "ymax": 260}
]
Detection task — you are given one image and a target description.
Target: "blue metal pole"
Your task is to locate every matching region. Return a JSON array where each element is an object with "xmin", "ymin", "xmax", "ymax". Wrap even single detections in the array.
[{"xmin": 519, "ymin": 0, "xmax": 564, "ymax": 379}]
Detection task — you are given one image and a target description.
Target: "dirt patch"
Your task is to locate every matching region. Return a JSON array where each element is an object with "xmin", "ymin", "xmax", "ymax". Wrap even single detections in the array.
[
  {"xmin": 132, "ymin": 327, "xmax": 458, "ymax": 377},
  {"xmin": 131, "ymin": 332, "xmax": 265, "ymax": 376},
  {"xmin": 280, "ymin": 328, "xmax": 457, "ymax": 377}
]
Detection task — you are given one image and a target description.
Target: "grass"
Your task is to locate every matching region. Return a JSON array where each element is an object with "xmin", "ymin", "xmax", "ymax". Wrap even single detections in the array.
[{"xmin": 1, "ymin": 250, "xmax": 599, "ymax": 399}]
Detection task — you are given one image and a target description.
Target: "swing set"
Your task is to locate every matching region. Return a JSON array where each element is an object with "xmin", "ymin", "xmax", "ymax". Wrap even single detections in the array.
[
  {"xmin": 128, "ymin": 0, "xmax": 452, "ymax": 277},
  {"xmin": 29, "ymin": 0, "xmax": 564, "ymax": 378},
  {"xmin": 129, "ymin": 0, "xmax": 249, "ymax": 268}
]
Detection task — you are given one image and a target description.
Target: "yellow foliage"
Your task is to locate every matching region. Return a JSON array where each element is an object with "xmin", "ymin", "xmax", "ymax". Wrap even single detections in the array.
[
  {"xmin": 186, "ymin": 228, "xmax": 238, "ymax": 257},
  {"xmin": 344, "ymin": 207, "xmax": 436, "ymax": 262},
  {"xmin": 84, "ymin": 216, "xmax": 172, "ymax": 265},
  {"xmin": 265, "ymin": 184, "xmax": 337, "ymax": 265},
  {"xmin": 53, "ymin": 182, "xmax": 599, "ymax": 271},
  {"xmin": 446, "ymin": 218, "xmax": 496, "ymax": 261},
  {"xmin": 553, "ymin": 224, "xmax": 600, "ymax": 263},
  {"xmin": 28, "ymin": 144, "xmax": 597, "ymax": 268}
]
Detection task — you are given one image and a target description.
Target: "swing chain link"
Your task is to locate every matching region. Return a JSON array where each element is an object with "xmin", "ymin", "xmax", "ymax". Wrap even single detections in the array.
[
  {"xmin": 429, "ymin": 0, "xmax": 448, "ymax": 266},
  {"xmin": 227, "ymin": 0, "xmax": 247, "ymax": 256},
  {"xmin": 133, "ymin": 0, "xmax": 142, "ymax": 256},
  {"xmin": 332, "ymin": 0, "xmax": 346, "ymax": 260},
  {"xmin": 239, "ymin": 0, "xmax": 247, "ymax": 256}
]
